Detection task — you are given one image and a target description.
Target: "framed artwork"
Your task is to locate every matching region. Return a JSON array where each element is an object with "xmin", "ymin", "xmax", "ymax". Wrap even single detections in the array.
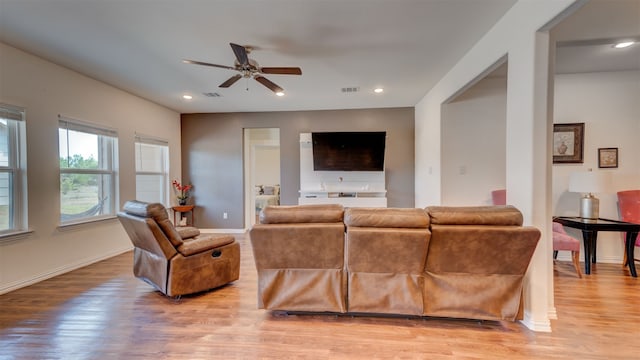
[
  {"xmin": 598, "ymin": 148, "xmax": 618, "ymax": 168},
  {"xmin": 553, "ymin": 123, "xmax": 584, "ymax": 164}
]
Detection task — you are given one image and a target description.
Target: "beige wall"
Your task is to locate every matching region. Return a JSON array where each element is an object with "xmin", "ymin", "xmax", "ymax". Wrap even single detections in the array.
[
  {"xmin": 441, "ymin": 76, "xmax": 507, "ymax": 206},
  {"xmin": 0, "ymin": 42, "xmax": 181, "ymax": 294},
  {"xmin": 181, "ymin": 107, "xmax": 414, "ymax": 229}
]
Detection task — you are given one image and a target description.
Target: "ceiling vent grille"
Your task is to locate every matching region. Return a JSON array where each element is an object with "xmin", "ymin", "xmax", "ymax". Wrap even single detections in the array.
[
  {"xmin": 203, "ymin": 92, "xmax": 222, "ymax": 97},
  {"xmin": 341, "ymin": 87, "xmax": 360, "ymax": 93}
]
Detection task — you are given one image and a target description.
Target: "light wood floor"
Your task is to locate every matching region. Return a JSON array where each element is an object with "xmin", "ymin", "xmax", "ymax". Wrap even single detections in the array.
[{"xmin": 1, "ymin": 234, "xmax": 638, "ymax": 359}]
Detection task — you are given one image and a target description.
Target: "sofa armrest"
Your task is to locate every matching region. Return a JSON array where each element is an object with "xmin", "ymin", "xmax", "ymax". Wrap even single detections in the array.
[
  {"xmin": 177, "ymin": 226, "xmax": 200, "ymax": 239},
  {"xmin": 176, "ymin": 234, "xmax": 235, "ymax": 257}
]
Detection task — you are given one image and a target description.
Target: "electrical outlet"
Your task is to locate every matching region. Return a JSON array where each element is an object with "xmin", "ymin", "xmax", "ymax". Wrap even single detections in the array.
[{"xmin": 223, "ymin": 212, "xmax": 228, "ymax": 219}]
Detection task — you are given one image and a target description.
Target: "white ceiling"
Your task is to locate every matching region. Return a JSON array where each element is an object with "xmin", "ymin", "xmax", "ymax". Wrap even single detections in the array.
[
  {"xmin": 0, "ymin": 0, "xmax": 518, "ymax": 113},
  {"xmin": 0, "ymin": 0, "xmax": 638, "ymax": 114},
  {"xmin": 553, "ymin": 0, "xmax": 640, "ymax": 75}
]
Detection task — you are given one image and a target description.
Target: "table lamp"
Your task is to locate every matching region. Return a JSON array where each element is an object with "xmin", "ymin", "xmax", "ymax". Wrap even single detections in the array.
[{"xmin": 568, "ymin": 169, "xmax": 611, "ymax": 219}]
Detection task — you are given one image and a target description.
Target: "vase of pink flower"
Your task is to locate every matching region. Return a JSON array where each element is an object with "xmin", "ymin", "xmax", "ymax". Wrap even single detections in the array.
[{"xmin": 172, "ymin": 180, "xmax": 193, "ymax": 205}]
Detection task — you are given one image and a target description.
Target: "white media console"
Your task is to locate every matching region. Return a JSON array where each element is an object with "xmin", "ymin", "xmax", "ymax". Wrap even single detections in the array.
[
  {"xmin": 298, "ymin": 190, "xmax": 387, "ymax": 207},
  {"xmin": 298, "ymin": 133, "xmax": 388, "ymax": 208}
]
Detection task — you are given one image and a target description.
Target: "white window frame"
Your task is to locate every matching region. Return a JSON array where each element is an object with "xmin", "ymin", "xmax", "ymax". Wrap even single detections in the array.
[
  {"xmin": 135, "ymin": 134, "xmax": 169, "ymax": 206},
  {"xmin": 58, "ymin": 116, "xmax": 118, "ymax": 225},
  {"xmin": 0, "ymin": 104, "xmax": 27, "ymax": 237}
]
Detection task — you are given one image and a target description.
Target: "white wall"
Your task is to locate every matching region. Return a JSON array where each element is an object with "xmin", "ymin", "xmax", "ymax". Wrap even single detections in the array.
[
  {"xmin": 414, "ymin": 0, "xmax": 578, "ymax": 332},
  {"xmin": 247, "ymin": 128, "xmax": 281, "ymax": 188},
  {"xmin": 254, "ymin": 147, "xmax": 280, "ymax": 187},
  {"xmin": 0, "ymin": 42, "xmax": 182, "ymax": 294},
  {"xmin": 441, "ymin": 76, "xmax": 507, "ymax": 206},
  {"xmin": 553, "ymin": 70, "xmax": 640, "ymax": 262}
]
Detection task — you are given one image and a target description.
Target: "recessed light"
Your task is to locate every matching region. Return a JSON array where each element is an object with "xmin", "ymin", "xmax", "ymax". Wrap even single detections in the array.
[
  {"xmin": 613, "ymin": 41, "xmax": 635, "ymax": 49},
  {"xmin": 276, "ymin": 92, "xmax": 285, "ymax": 97},
  {"xmin": 182, "ymin": 94, "xmax": 193, "ymax": 100},
  {"xmin": 374, "ymin": 88, "xmax": 384, "ymax": 93}
]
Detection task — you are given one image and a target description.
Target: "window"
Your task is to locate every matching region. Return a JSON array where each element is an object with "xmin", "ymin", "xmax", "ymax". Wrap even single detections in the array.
[
  {"xmin": 135, "ymin": 135, "xmax": 169, "ymax": 205},
  {"xmin": 59, "ymin": 116, "xmax": 118, "ymax": 224},
  {"xmin": 0, "ymin": 104, "xmax": 27, "ymax": 234}
]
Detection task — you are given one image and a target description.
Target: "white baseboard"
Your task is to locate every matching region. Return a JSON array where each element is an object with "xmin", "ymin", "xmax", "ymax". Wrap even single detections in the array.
[
  {"xmin": 520, "ymin": 310, "xmax": 552, "ymax": 332},
  {"xmin": 0, "ymin": 246, "xmax": 132, "ymax": 295},
  {"xmin": 548, "ymin": 307, "xmax": 558, "ymax": 320},
  {"xmin": 555, "ymin": 253, "xmax": 622, "ymax": 264},
  {"xmin": 199, "ymin": 228, "xmax": 248, "ymax": 234}
]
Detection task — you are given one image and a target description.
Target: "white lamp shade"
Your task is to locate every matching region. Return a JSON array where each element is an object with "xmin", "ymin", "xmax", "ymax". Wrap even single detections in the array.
[{"xmin": 568, "ymin": 171, "xmax": 611, "ymax": 194}]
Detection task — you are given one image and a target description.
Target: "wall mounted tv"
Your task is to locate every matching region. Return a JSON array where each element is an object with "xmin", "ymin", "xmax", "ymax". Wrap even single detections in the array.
[{"xmin": 312, "ymin": 131, "xmax": 386, "ymax": 171}]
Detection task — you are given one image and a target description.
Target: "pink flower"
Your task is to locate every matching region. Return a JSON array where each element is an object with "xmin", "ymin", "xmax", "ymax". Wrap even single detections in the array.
[{"xmin": 172, "ymin": 180, "xmax": 193, "ymax": 199}]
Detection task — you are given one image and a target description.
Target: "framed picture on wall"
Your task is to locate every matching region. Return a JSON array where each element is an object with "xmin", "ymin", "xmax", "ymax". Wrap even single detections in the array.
[
  {"xmin": 598, "ymin": 148, "xmax": 618, "ymax": 168},
  {"xmin": 553, "ymin": 123, "xmax": 584, "ymax": 164}
]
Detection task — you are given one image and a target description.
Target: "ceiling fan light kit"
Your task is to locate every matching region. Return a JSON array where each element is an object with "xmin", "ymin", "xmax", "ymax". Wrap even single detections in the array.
[{"xmin": 184, "ymin": 43, "xmax": 302, "ymax": 95}]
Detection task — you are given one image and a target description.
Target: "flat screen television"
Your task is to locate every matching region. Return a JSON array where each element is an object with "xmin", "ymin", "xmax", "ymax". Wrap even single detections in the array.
[{"xmin": 312, "ymin": 131, "xmax": 386, "ymax": 171}]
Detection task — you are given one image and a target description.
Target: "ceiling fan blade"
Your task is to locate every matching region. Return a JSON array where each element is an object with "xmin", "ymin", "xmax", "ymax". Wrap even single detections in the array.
[
  {"xmin": 260, "ymin": 67, "xmax": 302, "ymax": 75},
  {"xmin": 230, "ymin": 43, "xmax": 249, "ymax": 66},
  {"xmin": 254, "ymin": 76, "xmax": 283, "ymax": 93},
  {"xmin": 219, "ymin": 74, "xmax": 243, "ymax": 88},
  {"xmin": 183, "ymin": 59, "xmax": 235, "ymax": 70}
]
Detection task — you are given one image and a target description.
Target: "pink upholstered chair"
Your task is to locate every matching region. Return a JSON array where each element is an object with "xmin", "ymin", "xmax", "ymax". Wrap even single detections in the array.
[
  {"xmin": 491, "ymin": 189, "xmax": 506, "ymax": 205},
  {"xmin": 617, "ymin": 190, "xmax": 640, "ymax": 265},
  {"xmin": 552, "ymin": 221, "xmax": 582, "ymax": 278}
]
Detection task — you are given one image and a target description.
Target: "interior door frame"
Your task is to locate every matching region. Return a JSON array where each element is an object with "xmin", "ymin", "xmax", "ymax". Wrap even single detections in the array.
[{"xmin": 243, "ymin": 128, "xmax": 280, "ymax": 229}]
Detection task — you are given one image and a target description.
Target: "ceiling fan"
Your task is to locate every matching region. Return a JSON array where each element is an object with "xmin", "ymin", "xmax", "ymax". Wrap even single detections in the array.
[{"xmin": 183, "ymin": 43, "xmax": 302, "ymax": 95}]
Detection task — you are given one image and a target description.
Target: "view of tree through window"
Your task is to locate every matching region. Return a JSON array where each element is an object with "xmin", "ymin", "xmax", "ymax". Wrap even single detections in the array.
[{"xmin": 58, "ymin": 120, "xmax": 117, "ymax": 223}]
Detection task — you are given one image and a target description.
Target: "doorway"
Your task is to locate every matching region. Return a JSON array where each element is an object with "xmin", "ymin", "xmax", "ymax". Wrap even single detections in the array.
[
  {"xmin": 440, "ymin": 60, "xmax": 508, "ymax": 206},
  {"xmin": 244, "ymin": 128, "xmax": 281, "ymax": 228}
]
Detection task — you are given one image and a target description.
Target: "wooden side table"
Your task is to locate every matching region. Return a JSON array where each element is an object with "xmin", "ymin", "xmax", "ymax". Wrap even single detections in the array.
[{"xmin": 172, "ymin": 205, "xmax": 195, "ymax": 227}]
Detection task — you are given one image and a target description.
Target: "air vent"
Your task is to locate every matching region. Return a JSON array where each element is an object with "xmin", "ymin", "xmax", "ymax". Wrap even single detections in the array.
[
  {"xmin": 341, "ymin": 87, "xmax": 360, "ymax": 93},
  {"xmin": 203, "ymin": 92, "xmax": 222, "ymax": 98}
]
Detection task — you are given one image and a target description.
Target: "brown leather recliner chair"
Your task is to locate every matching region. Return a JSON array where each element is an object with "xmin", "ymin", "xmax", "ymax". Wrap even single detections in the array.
[{"xmin": 117, "ymin": 200, "xmax": 240, "ymax": 297}]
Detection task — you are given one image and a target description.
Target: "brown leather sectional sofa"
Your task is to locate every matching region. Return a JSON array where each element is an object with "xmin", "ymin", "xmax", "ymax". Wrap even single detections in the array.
[{"xmin": 249, "ymin": 204, "xmax": 540, "ymax": 321}]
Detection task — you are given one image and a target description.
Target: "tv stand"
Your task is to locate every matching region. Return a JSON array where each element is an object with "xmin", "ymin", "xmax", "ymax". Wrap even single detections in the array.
[{"xmin": 298, "ymin": 190, "xmax": 387, "ymax": 207}]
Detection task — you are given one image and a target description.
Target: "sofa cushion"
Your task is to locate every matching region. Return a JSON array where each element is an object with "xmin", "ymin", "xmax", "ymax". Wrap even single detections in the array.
[
  {"xmin": 426, "ymin": 205, "xmax": 523, "ymax": 226},
  {"xmin": 260, "ymin": 204, "xmax": 344, "ymax": 224},
  {"xmin": 553, "ymin": 231, "xmax": 580, "ymax": 252},
  {"xmin": 345, "ymin": 207, "xmax": 429, "ymax": 228}
]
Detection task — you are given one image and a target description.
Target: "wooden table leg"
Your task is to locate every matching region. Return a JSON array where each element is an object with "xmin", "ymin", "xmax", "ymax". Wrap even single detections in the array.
[
  {"xmin": 625, "ymin": 232, "xmax": 638, "ymax": 277},
  {"xmin": 581, "ymin": 230, "xmax": 597, "ymax": 275}
]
